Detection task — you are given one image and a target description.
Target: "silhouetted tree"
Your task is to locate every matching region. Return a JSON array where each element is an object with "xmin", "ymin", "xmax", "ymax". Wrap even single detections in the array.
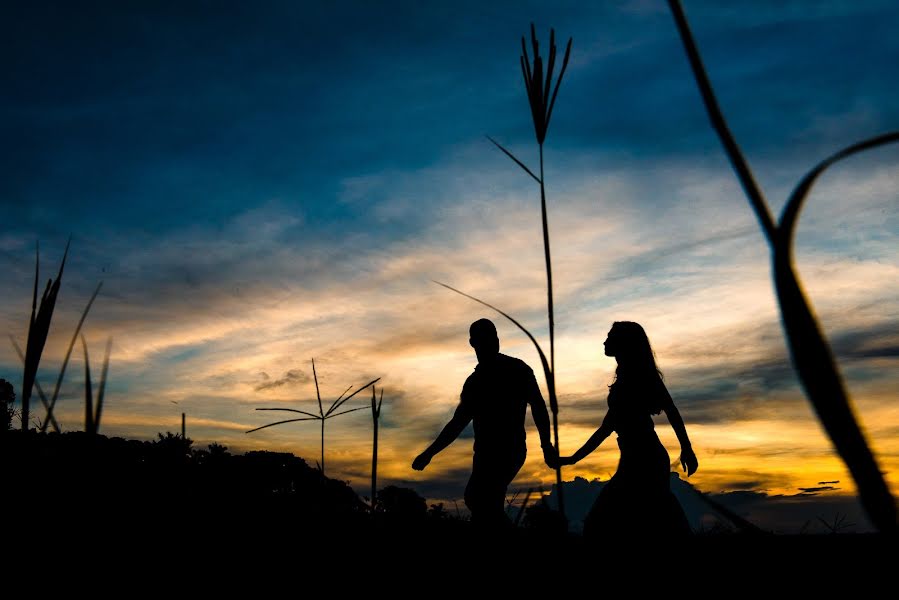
[{"xmin": 154, "ymin": 431, "xmax": 193, "ymax": 461}]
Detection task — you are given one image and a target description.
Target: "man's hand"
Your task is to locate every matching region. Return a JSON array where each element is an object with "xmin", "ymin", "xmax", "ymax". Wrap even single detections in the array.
[
  {"xmin": 412, "ymin": 452, "xmax": 432, "ymax": 471},
  {"xmin": 542, "ymin": 443, "xmax": 559, "ymax": 469}
]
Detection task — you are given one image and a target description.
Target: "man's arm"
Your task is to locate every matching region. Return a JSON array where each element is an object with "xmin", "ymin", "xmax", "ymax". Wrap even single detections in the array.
[
  {"xmin": 412, "ymin": 404, "xmax": 471, "ymax": 471},
  {"xmin": 525, "ymin": 370, "xmax": 556, "ymax": 463}
]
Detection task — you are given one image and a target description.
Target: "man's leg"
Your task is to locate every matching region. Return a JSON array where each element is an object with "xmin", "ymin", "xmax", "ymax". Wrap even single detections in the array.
[{"xmin": 465, "ymin": 453, "xmax": 525, "ymax": 529}]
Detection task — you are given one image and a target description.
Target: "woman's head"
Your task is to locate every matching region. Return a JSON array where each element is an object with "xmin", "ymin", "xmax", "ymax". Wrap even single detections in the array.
[{"xmin": 604, "ymin": 321, "xmax": 661, "ymax": 377}]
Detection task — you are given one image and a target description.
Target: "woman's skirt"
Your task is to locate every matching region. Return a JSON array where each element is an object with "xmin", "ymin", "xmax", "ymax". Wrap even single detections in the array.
[{"xmin": 583, "ymin": 434, "xmax": 691, "ymax": 538}]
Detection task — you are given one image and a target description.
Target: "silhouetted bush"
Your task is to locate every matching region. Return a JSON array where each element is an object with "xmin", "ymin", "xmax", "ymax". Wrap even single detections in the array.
[
  {"xmin": 522, "ymin": 499, "xmax": 567, "ymax": 534},
  {"xmin": 375, "ymin": 485, "xmax": 428, "ymax": 523},
  {"xmin": 0, "ymin": 379, "xmax": 14, "ymax": 431}
]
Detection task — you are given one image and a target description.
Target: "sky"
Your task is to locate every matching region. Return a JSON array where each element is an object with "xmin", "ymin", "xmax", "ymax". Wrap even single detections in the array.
[{"xmin": 2, "ymin": 0, "xmax": 897, "ymax": 529}]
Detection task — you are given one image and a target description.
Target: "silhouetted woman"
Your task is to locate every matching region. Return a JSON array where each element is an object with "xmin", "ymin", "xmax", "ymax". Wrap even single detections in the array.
[{"xmin": 554, "ymin": 321, "xmax": 698, "ymax": 537}]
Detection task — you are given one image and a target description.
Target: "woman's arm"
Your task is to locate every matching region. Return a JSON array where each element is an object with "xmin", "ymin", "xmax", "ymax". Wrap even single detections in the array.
[
  {"xmin": 659, "ymin": 381, "xmax": 698, "ymax": 476},
  {"xmin": 558, "ymin": 410, "xmax": 615, "ymax": 465}
]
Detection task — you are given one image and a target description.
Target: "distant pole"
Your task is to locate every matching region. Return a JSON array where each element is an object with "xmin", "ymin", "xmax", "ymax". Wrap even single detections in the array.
[{"xmin": 181, "ymin": 412, "xmax": 186, "ymax": 440}]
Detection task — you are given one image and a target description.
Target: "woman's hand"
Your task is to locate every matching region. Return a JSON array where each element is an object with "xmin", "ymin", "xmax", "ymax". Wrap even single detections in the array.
[{"xmin": 679, "ymin": 445, "xmax": 698, "ymax": 477}]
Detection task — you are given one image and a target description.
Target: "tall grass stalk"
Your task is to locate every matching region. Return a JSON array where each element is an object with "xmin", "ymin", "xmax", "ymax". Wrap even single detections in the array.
[
  {"xmin": 246, "ymin": 357, "xmax": 379, "ymax": 477},
  {"xmin": 440, "ymin": 23, "xmax": 572, "ymax": 520},
  {"xmin": 370, "ymin": 385, "xmax": 384, "ymax": 511},
  {"xmin": 669, "ymin": 0, "xmax": 897, "ymax": 532}
]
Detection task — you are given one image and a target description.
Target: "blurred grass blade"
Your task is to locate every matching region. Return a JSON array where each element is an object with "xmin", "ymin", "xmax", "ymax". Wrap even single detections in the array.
[
  {"xmin": 81, "ymin": 334, "xmax": 94, "ymax": 435},
  {"xmin": 95, "ymin": 337, "xmax": 111, "ymax": 433},
  {"xmin": 669, "ymin": 0, "xmax": 897, "ymax": 532},
  {"xmin": 667, "ymin": 0, "xmax": 775, "ymax": 240},
  {"xmin": 42, "ymin": 280, "xmax": 102, "ymax": 432},
  {"xmin": 779, "ymin": 132, "xmax": 899, "ymax": 248},
  {"xmin": 10, "ymin": 335, "xmax": 59, "ymax": 432}
]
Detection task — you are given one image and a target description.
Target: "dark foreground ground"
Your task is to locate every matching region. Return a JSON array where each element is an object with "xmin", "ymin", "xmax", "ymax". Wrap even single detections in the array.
[{"xmin": 5, "ymin": 430, "xmax": 894, "ymax": 586}]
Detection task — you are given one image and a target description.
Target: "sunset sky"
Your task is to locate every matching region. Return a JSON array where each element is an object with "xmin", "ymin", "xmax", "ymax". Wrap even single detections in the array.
[{"xmin": 2, "ymin": 1, "xmax": 897, "ymax": 528}]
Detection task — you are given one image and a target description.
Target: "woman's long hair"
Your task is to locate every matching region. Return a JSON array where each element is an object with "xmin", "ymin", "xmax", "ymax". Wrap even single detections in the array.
[{"xmin": 610, "ymin": 321, "xmax": 665, "ymax": 414}]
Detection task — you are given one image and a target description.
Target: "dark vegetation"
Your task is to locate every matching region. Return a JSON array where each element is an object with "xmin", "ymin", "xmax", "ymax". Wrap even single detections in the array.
[{"xmin": 3, "ymin": 429, "xmax": 891, "ymax": 561}]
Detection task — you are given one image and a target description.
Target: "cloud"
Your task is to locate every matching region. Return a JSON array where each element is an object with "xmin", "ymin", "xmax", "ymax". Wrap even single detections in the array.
[
  {"xmin": 797, "ymin": 486, "xmax": 841, "ymax": 495},
  {"xmin": 254, "ymin": 369, "xmax": 309, "ymax": 392}
]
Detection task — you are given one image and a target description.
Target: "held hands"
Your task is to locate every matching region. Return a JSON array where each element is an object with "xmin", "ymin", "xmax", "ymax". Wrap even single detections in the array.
[
  {"xmin": 544, "ymin": 447, "xmax": 577, "ymax": 470},
  {"xmin": 541, "ymin": 443, "xmax": 558, "ymax": 469},
  {"xmin": 412, "ymin": 451, "xmax": 432, "ymax": 471},
  {"xmin": 680, "ymin": 445, "xmax": 698, "ymax": 477}
]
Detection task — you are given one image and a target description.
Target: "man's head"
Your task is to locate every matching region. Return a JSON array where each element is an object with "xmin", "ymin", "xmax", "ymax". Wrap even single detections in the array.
[{"xmin": 469, "ymin": 318, "xmax": 499, "ymax": 360}]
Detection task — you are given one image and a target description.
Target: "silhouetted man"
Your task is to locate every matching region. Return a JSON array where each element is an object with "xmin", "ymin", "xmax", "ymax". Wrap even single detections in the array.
[{"xmin": 412, "ymin": 318, "xmax": 556, "ymax": 529}]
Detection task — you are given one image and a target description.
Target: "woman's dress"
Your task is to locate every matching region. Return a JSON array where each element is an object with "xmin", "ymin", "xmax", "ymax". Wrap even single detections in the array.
[{"xmin": 583, "ymin": 377, "xmax": 691, "ymax": 537}]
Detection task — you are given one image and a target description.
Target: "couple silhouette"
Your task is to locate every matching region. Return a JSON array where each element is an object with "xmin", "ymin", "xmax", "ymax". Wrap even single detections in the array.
[{"xmin": 412, "ymin": 318, "xmax": 698, "ymax": 537}]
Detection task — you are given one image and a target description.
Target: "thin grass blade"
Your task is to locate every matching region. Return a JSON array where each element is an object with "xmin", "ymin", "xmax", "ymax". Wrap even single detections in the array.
[
  {"xmin": 312, "ymin": 358, "xmax": 323, "ymax": 417},
  {"xmin": 245, "ymin": 416, "xmax": 319, "ymax": 434},
  {"xmin": 255, "ymin": 407, "xmax": 321, "ymax": 418},
  {"xmin": 325, "ymin": 406, "xmax": 368, "ymax": 419},
  {"xmin": 544, "ymin": 37, "xmax": 572, "ymax": 135},
  {"xmin": 521, "ymin": 36, "xmax": 532, "ymax": 84},
  {"xmin": 326, "ymin": 377, "xmax": 381, "ymax": 416},
  {"xmin": 543, "ymin": 29, "xmax": 557, "ymax": 113},
  {"xmin": 486, "ymin": 136, "xmax": 541, "ymax": 184},
  {"xmin": 328, "ymin": 383, "xmax": 355, "ymax": 415}
]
